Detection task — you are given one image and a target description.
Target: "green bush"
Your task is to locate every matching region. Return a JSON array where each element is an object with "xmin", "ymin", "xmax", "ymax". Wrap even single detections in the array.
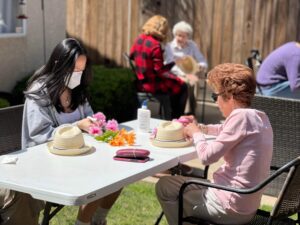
[
  {"xmin": 0, "ymin": 98, "xmax": 10, "ymax": 108},
  {"xmin": 12, "ymin": 74, "xmax": 32, "ymax": 104},
  {"xmin": 89, "ymin": 66, "xmax": 139, "ymax": 122}
]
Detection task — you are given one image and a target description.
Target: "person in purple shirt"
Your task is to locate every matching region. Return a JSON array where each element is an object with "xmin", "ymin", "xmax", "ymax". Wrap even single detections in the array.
[
  {"xmin": 256, "ymin": 41, "xmax": 300, "ymax": 98},
  {"xmin": 156, "ymin": 63, "xmax": 273, "ymax": 225}
]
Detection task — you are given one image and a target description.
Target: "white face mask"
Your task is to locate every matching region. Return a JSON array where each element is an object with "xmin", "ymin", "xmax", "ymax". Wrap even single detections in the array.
[{"xmin": 66, "ymin": 71, "xmax": 83, "ymax": 89}]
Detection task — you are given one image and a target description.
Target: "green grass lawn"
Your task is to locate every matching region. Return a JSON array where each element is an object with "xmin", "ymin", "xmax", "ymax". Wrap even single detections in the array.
[
  {"xmin": 45, "ymin": 181, "xmax": 168, "ymax": 225},
  {"xmin": 43, "ymin": 181, "xmax": 297, "ymax": 225}
]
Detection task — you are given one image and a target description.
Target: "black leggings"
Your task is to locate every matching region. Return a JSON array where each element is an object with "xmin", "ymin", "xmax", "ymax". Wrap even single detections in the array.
[
  {"xmin": 170, "ymin": 83, "xmax": 188, "ymax": 119},
  {"xmin": 153, "ymin": 82, "xmax": 188, "ymax": 120}
]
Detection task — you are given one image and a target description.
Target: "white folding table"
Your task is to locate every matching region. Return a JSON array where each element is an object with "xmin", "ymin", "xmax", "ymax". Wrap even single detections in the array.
[{"xmin": 0, "ymin": 118, "xmax": 215, "ymax": 224}]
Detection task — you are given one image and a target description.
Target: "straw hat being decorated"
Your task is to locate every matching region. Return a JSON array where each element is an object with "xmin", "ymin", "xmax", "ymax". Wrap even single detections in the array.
[
  {"xmin": 47, "ymin": 125, "xmax": 92, "ymax": 156},
  {"xmin": 151, "ymin": 121, "xmax": 192, "ymax": 148}
]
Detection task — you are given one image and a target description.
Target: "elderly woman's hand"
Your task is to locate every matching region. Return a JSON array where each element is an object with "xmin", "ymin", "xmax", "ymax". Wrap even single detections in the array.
[
  {"xmin": 183, "ymin": 123, "xmax": 201, "ymax": 139},
  {"xmin": 178, "ymin": 115, "xmax": 197, "ymax": 126}
]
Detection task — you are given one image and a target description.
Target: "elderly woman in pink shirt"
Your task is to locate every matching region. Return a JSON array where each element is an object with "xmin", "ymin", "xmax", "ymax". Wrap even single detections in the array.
[{"xmin": 156, "ymin": 63, "xmax": 273, "ymax": 225}]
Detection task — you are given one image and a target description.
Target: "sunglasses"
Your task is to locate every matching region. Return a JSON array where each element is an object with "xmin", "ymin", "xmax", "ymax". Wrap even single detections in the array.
[{"xmin": 211, "ymin": 92, "xmax": 223, "ymax": 102}]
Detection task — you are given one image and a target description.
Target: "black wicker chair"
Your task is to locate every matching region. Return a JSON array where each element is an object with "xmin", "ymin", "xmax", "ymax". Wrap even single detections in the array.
[
  {"xmin": 0, "ymin": 104, "xmax": 24, "ymax": 155},
  {"xmin": 252, "ymin": 95, "xmax": 300, "ymax": 196},
  {"xmin": 0, "ymin": 105, "xmax": 23, "ymax": 222},
  {"xmin": 0, "ymin": 104, "xmax": 64, "ymax": 225},
  {"xmin": 154, "ymin": 164, "xmax": 210, "ymax": 225},
  {"xmin": 123, "ymin": 52, "xmax": 172, "ymax": 120},
  {"xmin": 178, "ymin": 156, "xmax": 300, "ymax": 225}
]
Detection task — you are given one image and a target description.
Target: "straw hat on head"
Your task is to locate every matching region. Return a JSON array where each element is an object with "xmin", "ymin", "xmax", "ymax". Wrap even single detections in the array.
[
  {"xmin": 176, "ymin": 55, "xmax": 199, "ymax": 75},
  {"xmin": 151, "ymin": 121, "xmax": 192, "ymax": 148},
  {"xmin": 47, "ymin": 125, "xmax": 92, "ymax": 156}
]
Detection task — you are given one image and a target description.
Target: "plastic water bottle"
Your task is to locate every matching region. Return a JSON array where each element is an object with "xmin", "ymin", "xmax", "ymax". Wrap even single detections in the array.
[{"xmin": 137, "ymin": 100, "xmax": 151, "ymax": 132}]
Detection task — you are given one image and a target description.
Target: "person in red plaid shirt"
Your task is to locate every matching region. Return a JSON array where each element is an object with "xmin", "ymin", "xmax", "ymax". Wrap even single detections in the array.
[{"xmin": 130, "ymin": 15, "xmax": 188, "ymax": 119}]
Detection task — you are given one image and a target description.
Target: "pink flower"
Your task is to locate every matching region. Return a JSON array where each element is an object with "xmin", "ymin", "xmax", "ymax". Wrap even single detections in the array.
[
  {"xmin": 89, "ymin": 125, "xmax": 103, "ymax": 136},
  {"xmin": 150, "ymin": 128, "xmax": 157, "ymax": 139},
  {"xmin": 173, "ymin": 117, "xmax": 191, "ymax": 127},
  {"xmin": 105, "ymin": 119, "xmax": 119, "ymax": 131},
  {"xmin": 93, "ymin": 112, "xmax": 106, "ymax": 123}
]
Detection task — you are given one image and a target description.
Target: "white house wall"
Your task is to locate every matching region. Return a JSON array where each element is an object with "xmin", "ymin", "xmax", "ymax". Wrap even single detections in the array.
[{"xmin": 0, "ymin": 0, "xmax": 66, "ymax": 92}]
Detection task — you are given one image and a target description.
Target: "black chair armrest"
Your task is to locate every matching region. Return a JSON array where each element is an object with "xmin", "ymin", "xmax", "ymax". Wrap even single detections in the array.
[{"xmin": 178, "ymin": 156, "xmax": 300, "ymax": 225}]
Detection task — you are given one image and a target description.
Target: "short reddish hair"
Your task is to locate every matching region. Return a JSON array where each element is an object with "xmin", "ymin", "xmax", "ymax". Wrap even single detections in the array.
[{"xmin": 207, "ymin": 63, "xmax": 256, "ymax": 107}]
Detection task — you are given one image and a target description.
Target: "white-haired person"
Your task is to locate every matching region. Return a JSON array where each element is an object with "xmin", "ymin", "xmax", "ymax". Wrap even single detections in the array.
[{"xmin": 165, "ymin": 21, "xmax": 208, "ymax": 115}]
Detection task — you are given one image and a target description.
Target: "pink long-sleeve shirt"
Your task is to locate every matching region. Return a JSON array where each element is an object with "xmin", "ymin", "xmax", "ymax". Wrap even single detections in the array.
[{"xmin": 193, "ymin": 108, "xmax": 273, "ymax": 215}]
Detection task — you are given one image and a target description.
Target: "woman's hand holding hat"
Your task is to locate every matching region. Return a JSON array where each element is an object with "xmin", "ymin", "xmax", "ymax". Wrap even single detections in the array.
[
  {"xmin": 198, "ymin": 123, "xmax": 208, "ymax": 134},
  {"xmin": 186, "ymin": 73, "xmax": 199, "ymax": 85},
  {"xmin": 183, "ymin": 123, "xmax": 200, "ymax": 139}
]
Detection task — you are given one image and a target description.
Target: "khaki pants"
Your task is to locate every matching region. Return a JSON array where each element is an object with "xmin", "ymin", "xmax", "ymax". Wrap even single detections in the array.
[
  {"xmin": 0, "ymin": 188, "xmax": 44, "ymax": 225},
  {"xmin": 155, "ymin": 176, "xmax": 255, "ymax": 225}
]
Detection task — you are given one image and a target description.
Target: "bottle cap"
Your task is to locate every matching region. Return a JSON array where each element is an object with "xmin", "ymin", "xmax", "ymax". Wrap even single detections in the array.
[{"xmin": 141, "ymin": 100, "xmax": 148, "ymax": 109}]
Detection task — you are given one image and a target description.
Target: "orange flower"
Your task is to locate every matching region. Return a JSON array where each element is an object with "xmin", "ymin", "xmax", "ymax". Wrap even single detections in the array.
[
  {"xmin": 125, "ymin": 131, "xmax": 136, "ymax": 146},
  {"xmin": 108, "ymin": 129, "xmax": 136, "ymax": 146},
  {"xmin": 109, "ymin": 134, "xmax": 125, "ymax": 146}
]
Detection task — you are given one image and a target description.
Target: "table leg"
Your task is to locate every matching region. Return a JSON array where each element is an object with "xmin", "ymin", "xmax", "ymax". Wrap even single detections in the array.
[
  {"xmin": 41, "ymin": 202, "xmax": 64, "ymax": 225},
  {"xmin": 154, "ymin": 211, "xmax": 164, "ymax": 225}
]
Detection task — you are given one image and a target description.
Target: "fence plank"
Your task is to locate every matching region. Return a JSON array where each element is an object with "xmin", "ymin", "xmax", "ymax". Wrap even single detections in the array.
[
  {"xmin": 74, "ymin": 0, "xmax": 83, "ymax": 39},
  {"xmin": 96, "ymin": 0, "xmax": 106, "ymax": 63},
  {"xmin": 241, "ymin": 0, "xmax": 255, "ymax": 64},
  {"xmin": 121, "ymin": 0, "xmax": 129, "ymax": 60},
  {"xmin": 232, "ymin": 0, "xmax": 245, "ymax": 63},
  {"xmin": 130, "ymin": 0, "xmax": 140, "ymax": 50},
  {"xmin": 287, "ymin": 0, "xmax": 300, "ymax": 42},
  {"xmin": 211, "ymin": 0, "xmax": 223, "ymax": 67},
  {"xmin": 252, "ymin": 0, "xmax": 266, "ymax": 53},
  {"xmin": 105, "ymin": 0, "xmax": 116, "ymax": 65},
  {"xmin": 221, "ymin": 0, "xmax": 234, "ymax": 63},
  {"xmin": 87, "ymin": 0, "xmax": 98, "ymax": 62},
  {"xmin": 66, "ymin": 0, "xmax": 75, "ymax": 37},
  {"xmin": 194, "ymin": 0, "xmax": 213, "ymax": 67},
  {"xmin": 82, "ymin": 0, "xmax": 89, "ymax": 44},
  {"xmin": 114, "ymin": 0, "xmax": 123, "ymax": 65}
]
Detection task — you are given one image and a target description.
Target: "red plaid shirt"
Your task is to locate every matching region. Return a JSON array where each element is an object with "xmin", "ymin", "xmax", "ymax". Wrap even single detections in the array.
[{"xmin": 130, "ymin": 34, "xmax": 184, "ymax": 95}]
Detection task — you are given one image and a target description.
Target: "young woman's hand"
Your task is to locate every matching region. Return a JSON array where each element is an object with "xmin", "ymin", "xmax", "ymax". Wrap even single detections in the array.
[{"xmin": 76, "ymin": 118, "xmax": 95, "ymax": 133}]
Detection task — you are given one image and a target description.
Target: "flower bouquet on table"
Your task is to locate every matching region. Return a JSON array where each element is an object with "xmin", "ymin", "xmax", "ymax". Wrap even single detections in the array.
[{"xmin": 88, "ymin": 112, "xmax": 136, "ymax": 146}]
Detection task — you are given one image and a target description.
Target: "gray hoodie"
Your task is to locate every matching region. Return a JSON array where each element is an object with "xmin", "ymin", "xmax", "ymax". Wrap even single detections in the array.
[{"xmin": 21, "ymin": 83, "xmax": 93, "ymax": 149}]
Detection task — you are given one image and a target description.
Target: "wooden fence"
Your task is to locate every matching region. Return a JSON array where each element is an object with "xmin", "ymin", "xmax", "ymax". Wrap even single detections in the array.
[{"xmin": 66, "ymin": 0, "xmax": 300, "ymax": 69}]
